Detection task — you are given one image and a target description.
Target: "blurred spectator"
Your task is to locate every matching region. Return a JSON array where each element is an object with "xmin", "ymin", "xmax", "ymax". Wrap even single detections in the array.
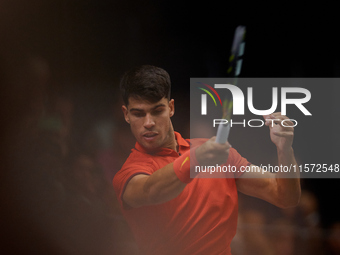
[
  {"xmin": 95, "ymin": 99, "xmax": 136, "ymax": 182},
  {"xmin": 234, "ymin": 190, "xmax": 324, "ymax": 255},
  {"xmin": 236, "ymin": 208, "xmax": 275, "ymax": 255},
  {"xmin": 299, "ymin": 189, "xmax": 321, "ymax": 228},
  {"xmin": 296, "ymin": 189, "xmax": 323, "ymax": 255},
  {"xmin": 326, "ymin": 221, "xmax": 340, "ymax": 255},
  {"xmin": 269, "ymin": 217, "xmax": 297, "ymax": 255}
]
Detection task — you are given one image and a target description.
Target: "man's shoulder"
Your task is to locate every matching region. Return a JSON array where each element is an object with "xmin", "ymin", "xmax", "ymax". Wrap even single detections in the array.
[
  {"xmin": 123, "ymin": 147, "xmax": 154, "ymax": 163},
  {"xmin": 112, "ymin": 148, "xmax": 154, "ymax": 187},
  {"xmin": 117, "ymin": 148, "xmax": 155, "ymax": 174}
]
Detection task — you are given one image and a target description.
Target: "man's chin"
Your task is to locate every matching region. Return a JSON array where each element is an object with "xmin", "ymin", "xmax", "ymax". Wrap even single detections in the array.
[{"xmin": 141, "ymin": 139, "xmax": 162, "ymax": 152}]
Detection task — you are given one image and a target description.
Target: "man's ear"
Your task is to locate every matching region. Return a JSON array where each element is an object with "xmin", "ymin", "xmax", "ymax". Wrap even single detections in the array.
[
  {"xmin": 122, "ymin": 105, "xmax": 130, "ymax": 124},
  {"xmin": 169, "ymin": 99, "xmax": 175, "ymax": 117}
]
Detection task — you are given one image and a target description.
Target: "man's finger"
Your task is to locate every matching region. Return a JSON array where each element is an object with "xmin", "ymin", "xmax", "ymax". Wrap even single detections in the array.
[
  {"xmin": 263, "ymin": 112, "xmax": 290, "ymax": 120},
  {"xmin": 272, "ymin": 131, "xmax": 294, "ymax": 137},
  {"xmin": 265, "ymin": 119, "xmax": 295, "ymax": 127}
]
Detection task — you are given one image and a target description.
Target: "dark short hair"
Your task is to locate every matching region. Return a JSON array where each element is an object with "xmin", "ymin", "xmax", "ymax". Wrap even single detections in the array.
[{"xmin": 120, "ymin": 65, "xmax": 171, "ymax": 106}]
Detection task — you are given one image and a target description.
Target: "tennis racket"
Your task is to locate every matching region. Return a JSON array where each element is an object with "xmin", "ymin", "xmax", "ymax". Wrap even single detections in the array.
[{"xmin": 216, "ymin": 25, "xmax": 246, "ymax": 144}]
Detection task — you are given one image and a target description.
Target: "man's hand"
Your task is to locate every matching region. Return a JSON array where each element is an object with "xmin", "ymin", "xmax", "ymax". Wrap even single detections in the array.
[
  {"xmin": 264, "ymin": 112, "xmax": 294, "ymax": 152},
  {"xmin": 195, "ymin": 137, "xmax": 231, "ymax": 166},
  {"xmin": 237, "ymin": 112, "xmax": 301, "ymax": 209}
]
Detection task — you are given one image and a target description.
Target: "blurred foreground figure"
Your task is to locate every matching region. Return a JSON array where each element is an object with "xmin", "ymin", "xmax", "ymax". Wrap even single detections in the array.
[{"xmin": 0, "ymin": 51, "xmax": 137, "ymax": 254}]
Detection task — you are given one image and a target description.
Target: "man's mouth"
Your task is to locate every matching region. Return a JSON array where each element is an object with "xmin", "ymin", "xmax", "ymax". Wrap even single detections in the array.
[{"xmin": 142, "ymin": 132, "xmax": 158, "ymax": 141}]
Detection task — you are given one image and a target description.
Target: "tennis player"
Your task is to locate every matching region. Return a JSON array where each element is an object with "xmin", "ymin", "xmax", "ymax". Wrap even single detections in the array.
[{"xmin": 112, "ymin": 65, "xmax": 300, "ymax": 255}]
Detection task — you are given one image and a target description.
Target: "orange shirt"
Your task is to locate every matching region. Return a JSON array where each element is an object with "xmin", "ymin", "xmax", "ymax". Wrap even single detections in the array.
[{"xmin": 113, "ymin": 132, "xmax": 250, "ymax": 255}]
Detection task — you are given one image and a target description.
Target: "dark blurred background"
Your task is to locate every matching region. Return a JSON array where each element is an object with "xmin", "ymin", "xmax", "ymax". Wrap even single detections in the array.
[{"xmin": 1, "ymin": 1, "xmax": 339, "ymax": 254}]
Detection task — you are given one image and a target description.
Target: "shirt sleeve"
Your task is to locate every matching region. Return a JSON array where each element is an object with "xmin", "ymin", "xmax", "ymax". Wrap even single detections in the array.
[
  {"xmin": 227, "ymin": 147, "xmax": 251, "ymax": 179},
  {"xmin": 112, "ymin": 156, "xmax": 154, "ymax": 209}
]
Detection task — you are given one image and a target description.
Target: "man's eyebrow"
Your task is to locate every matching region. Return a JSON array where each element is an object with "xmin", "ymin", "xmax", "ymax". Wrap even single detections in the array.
[
  {"xmin": 129, "ymin": 108, "xmax": 144, "ymax": 112},
  {"xmin": 152, "ymin": 103, "xmax": 166, "ymax": 110},
  {"xmin": 129, "ymin": 104, "xmax": 166, "ymax": 112}
]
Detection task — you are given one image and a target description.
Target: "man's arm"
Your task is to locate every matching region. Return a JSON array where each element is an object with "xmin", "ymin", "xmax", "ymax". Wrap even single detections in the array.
[
  {"xmin": 123, "ymin": 164, "xmax": 186, "ymax": 208},
  {"xmin": 236, "ymin": 113, "xmax": 301, "ymax": 208},
  {"xmin": 123, "ymin": 137, "xmax": 231, "ymax": 208}
]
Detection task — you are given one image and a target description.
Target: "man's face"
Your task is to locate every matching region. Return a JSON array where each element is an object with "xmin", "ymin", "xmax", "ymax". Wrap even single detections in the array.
[{"xmin": 122, "ymin": 97, "xmax": 175, "ymax": 152}]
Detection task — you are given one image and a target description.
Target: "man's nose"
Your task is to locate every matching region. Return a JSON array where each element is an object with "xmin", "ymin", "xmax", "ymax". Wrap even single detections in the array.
[{"xmin": 144, "ymin": 114, "xmax": 155, "ymax": 129}]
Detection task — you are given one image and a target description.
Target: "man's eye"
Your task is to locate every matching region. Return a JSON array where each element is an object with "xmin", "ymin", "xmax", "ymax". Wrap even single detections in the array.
[
  {"xmin": 153, "ymin": 110, "xmax": 163, "ymax": 115},
  {"xmin": 133, "ymin": 112, "xmax": 145, "ymax": 117}
]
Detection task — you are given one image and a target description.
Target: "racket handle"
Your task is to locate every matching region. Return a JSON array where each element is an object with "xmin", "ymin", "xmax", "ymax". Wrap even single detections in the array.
[{"xmin": 216, "ymin": 122, "xmax": 230, "ymax": 144}]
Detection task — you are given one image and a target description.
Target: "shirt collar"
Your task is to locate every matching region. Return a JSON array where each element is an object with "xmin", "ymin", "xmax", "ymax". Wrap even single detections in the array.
[{"xmin": 134, "ymin": 131, "xmax": 190, "ymax": 156}]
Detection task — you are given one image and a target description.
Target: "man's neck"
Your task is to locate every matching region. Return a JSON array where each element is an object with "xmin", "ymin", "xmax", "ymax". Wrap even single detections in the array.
[{"xmin": 163, "ymin": 124, "xmax": 177, "ymax": 152}]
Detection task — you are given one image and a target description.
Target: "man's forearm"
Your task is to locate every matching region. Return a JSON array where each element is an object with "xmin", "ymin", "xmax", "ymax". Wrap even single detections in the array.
[
  {"xmin": 143, "ymin": 163, "xmax": 188, "ymax": 205},
  {"xmin": 124, "ymin": 149, "xmax": 196, "ymax": 208},
  {"xmin": 275, "ymin": 147, "xmax": 301, "ymax": 207}
]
